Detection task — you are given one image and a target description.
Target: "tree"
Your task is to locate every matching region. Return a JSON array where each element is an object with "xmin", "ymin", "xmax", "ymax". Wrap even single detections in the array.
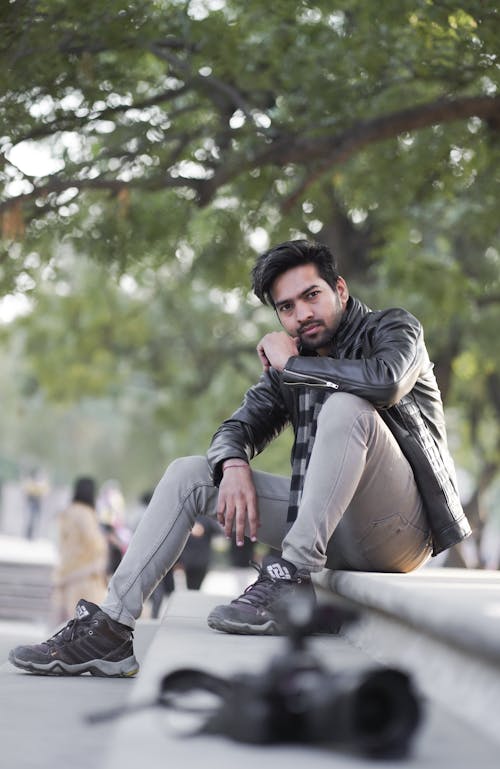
[
  {"xmin": 0, "ymin": 1, "xmax": 499, "ymax": 556},
  {"xmin": 0, "ymin": 0, "xmax": 498, "ymax": 285},
  {"xmin": 0, "ymin": 253, "xmax": 292, "ymax": 496}
]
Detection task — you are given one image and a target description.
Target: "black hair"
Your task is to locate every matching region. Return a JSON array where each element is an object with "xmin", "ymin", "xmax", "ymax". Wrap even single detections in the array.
[
  {"xmin": 72, "ymin": 476, "xmax": 96, "ymax": 508},
  {"xmin": 251, "ymin": 239, "xmax": 340, "ymax": 306}
]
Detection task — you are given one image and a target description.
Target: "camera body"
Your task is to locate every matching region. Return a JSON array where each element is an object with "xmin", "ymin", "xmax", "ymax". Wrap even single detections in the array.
[
  {"xmin": 202, "ymin": 602, "xmax": 422, "ymax": 758},
  {"xmin": 89, "ymin": 597, "xmax": 422, "ymax": 759}
]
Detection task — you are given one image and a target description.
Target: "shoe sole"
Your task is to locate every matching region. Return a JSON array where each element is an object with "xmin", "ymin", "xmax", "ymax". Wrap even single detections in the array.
[
  {"xmin": 207, "ymin": 612, "xmax": 280, "ymax": 636},
  {"xmin": 8, "ymin": 651, "xmax": 139, "ymax": 677}
]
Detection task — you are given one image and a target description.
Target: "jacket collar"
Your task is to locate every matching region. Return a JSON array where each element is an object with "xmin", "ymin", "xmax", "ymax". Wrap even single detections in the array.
[{"xmin": 335, "ymin": 295, "xmax": 371, "ymax": 347}]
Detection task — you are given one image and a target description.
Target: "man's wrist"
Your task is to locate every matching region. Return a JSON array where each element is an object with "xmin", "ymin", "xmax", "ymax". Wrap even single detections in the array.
[{"xmin": 222, "ymin": 459, "xmax": 249, "ymax": 472}]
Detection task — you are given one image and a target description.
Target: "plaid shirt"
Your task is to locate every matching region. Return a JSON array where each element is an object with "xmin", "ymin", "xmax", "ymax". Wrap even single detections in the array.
[{"xmin": 287, "ymin": 386, "xmax": 333, "ymax": 523}]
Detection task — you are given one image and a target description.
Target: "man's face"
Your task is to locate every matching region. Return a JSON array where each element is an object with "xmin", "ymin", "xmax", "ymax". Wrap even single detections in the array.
[{"xmin": 270, "ymin": 263, "xmax": 349, "ymax": 355}]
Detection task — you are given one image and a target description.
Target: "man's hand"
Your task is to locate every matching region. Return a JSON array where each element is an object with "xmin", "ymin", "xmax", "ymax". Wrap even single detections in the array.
[
  {"xmin": 217, "ymin": 463, "xmax": 259, "ymax": 546},
  {"xmin": 257, "ymin": 332, "xmax": 299, "ymax": 372}
]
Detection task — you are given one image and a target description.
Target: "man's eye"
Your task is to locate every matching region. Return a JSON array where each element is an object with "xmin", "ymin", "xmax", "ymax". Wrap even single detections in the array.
[{"xmin": 279, "ymin": 304, "xmax": 292, "ymax": 313}]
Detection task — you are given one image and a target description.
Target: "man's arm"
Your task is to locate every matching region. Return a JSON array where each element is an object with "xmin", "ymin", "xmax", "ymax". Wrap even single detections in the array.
[
  {"xmin": 207, "ymin": 368, "xmax": 290, "ymax": 485},
  {"xmin": 206, "ymin": 368, "xmax": 290, "ymax": 545}
]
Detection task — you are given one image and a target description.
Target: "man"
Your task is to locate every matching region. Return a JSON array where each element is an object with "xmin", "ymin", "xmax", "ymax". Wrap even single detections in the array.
[{"xmin": 9, "ymin": 239, "xmax": 470, "ymax": 677}]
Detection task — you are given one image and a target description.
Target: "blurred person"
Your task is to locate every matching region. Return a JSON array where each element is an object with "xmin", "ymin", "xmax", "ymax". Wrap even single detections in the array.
[
  {"xmin": 99, "ymin": 520, "xmax": 125, "ymax": 577},
  {"xmin": 97, "ymin": 479, "xmax": 126, "ymax": 530},
  {"xmin": 52, "ymin": 476, "xmax": 108, "ymax": 624},
  {"xmin": 228, "ymin": 535, "xmax": 260, "ymax": 594},
  {"xmin": 23, "ymin": 468, "xmax": 49, "ymax": 540},
  {"xmin": 149, "ymin": 570, "xmax": 175, "ymax": 619},
  {"xmin": 229, "ymin": 535, "xmax": 256, "ymax": 569},
  {"xmin": 479, "ymin": 515, "xmax": 500, "ymax": 570},
  {"xmin": 97, "ymin": 479, "xmax": 131, "ymax": 577},
  {"xmin": 180, "ymin": 515, "xmax": 223, "ymax": 590},
  {"xmin": 10, "ymin": 239, "xmax": 471, "ymax": 677}
]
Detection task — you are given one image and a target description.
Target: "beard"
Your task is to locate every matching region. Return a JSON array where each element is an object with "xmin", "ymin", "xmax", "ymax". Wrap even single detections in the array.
[
  {"xmin": 296, "ymin": 294, "xmax": 345, "ymax": 354},
  {"xmin": 298, "ymin": 323, "xmax": 335, "ymax": 353}
]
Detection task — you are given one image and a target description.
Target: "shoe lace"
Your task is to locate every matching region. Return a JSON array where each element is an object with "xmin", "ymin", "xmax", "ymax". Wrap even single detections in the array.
[
  {"xmin": 232, "ymin": 561, "xmax": 296, "ymax": 609},
  {"xmin": 43, "ymin": 614, "xmax": 93, "ymax": 650}
]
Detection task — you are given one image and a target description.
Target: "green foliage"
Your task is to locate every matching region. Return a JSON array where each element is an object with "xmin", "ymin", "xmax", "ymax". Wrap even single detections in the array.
[
  {"xmin": 0, "ymin": 251, "xmax": 295, "ymax": 494},
  {"xmin": 0, "ymin": 0, "xmax": 499, "ymax": 513},
  {"xmin": 1, "ymin": 0, "xmax": 499, "ymax": 283}
]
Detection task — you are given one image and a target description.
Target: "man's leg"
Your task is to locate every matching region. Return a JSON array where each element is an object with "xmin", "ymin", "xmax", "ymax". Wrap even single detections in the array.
[
  {"xmin": 206, "ymin": 472, "xmax": 317, "ymax": 636},
  {"xmin": 9, "ymin": 456, "xmax": 217, "ymax": 676},
  {"xmin": 282, "ymin": 393, "xmax": 432, "ymax": 574},
  {"xmin": 8, "ymin": 455, "xmax": 291, "ymax": 673},
  {"xmin": 208, "ymin": 393, "xmax": 432, "ymax": 637},
  {"xmin": 101, "ymin": 456, "xmax": 219, "ymax": 626},
  {"xmin": 102, "ymin": 457, "xmax": 292, "ymax": 626}
]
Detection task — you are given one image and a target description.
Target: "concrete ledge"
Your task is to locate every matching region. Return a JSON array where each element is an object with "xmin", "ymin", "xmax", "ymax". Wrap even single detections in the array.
[
  {"xmin": 313, "ymin": 567, "xmax": 500, "ymax": 744},
  {"xmin": 313, "ymin": 567, "xmax": 500, "ymax": 665}
]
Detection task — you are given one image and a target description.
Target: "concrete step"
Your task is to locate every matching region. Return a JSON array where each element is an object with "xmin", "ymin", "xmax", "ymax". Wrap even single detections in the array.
[
  {"xmin": 313, "ymin": 567, "xmax": 500, "ymax": 746},
  {"xmin": 0, "ymin": 535, "xmax": 55, "ymax": 621}
]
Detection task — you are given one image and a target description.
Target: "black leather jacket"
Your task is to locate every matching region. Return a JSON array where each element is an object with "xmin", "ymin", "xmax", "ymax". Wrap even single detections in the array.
[{"xmin": 207, "ymin": 296, "xmax": 471, "ymax": 556}]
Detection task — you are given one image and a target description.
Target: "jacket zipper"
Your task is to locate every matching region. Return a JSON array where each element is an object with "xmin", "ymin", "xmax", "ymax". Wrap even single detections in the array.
[{"xmin": 282, "ymin": 368, "xmax": 340, "ymax": 389}]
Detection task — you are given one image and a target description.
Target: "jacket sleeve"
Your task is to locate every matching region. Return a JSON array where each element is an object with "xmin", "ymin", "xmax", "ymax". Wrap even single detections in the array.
[
  {"xmin": 283, "ymin": 308, "xmax": 427, "ymax": 408},
  {"xmin": 206, "ymin": 368, "xmax": 290, "ymax": 486}
]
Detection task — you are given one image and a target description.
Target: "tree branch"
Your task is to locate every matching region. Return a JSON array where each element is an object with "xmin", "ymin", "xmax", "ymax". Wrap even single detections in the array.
[
  {"xmin": 272, "ymin": 94, "xmax": 500, "ymax": 210},
  {"xmin": 196, "ymin": 94, "xmax": 500, "ymax": 207},
  {"xmin": 0, "ymin": 174, "xmax": 203, "ymax": 217},
  {"xmin": 3, "ymin": 94, "xmax": 499, "ymax": 219}
]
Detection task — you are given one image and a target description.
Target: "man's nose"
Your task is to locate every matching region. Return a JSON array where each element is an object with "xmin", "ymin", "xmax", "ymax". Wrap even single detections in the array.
[{"xmin": 295, "ymin": 301, "xmax": 313, "ymax": 322}]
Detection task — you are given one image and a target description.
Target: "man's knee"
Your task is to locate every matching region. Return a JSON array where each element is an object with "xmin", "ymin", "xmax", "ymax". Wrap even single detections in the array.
[
  {"xmin": 318, "ymin": 392, "xmax": 375, "ymax": 428},
  {"xmin": 154, "ymin": 455, "xmax": 216, "ymax": 518},
  {"xmin": 166, "ymin": 455, "xmax": 210, "ymax": 482}
]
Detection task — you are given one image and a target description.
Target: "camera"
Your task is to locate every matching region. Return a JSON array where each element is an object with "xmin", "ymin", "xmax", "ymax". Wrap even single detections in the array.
[
  {"xmin": 199, "ymin": 598, "xmax": 422, "ymax": 758},
  {"xmin": 89, "ymin": 595, "xmax": 422, "ymax": 759}
]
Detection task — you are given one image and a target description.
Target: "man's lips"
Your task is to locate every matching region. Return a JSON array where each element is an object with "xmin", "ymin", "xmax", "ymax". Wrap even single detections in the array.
[{"xmin": 299, "ymin": 322, "xmax": 323, "ymax": 336}]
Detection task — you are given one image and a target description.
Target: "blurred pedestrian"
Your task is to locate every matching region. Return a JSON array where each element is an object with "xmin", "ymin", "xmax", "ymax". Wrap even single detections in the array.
[
  {"xmin": 229, "ymin": 535, "xmax": 256, "ymax": 568},
  {"xmin": 97, "ymin": 479, "xmax": 126, "ymax": 531},
  {"xmin": 22, "ymin": 468, "xmax": 49, "ymax": 539},
  {"xmin": 180, "ymin": 516, "xmax": 222, "ymax": 589},
  {"xmin": 52, "ymin": 476, "xmax": 108, "ymax": 623},
  {"xmin": 97, "ymin": 479, "xmax": 131, "ymax": 577}
]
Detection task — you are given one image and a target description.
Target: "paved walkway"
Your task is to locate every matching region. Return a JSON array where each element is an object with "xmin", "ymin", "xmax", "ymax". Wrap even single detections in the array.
[
  {"xmin": 2, "ymin": 532, "xmax": 500, "ymax": 768},
  {"xmin": 2, "ymin": 587, "xmax": 500, "ymax": 769},
  {"xmin": 0, "ymin": 617, "xmax": 158, "ymax": 769}
]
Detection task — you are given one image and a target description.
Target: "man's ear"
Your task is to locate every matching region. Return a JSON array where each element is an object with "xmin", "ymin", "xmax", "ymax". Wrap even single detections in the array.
[{"xmin": 336, "ymin": 276, "xmax": 349, "ymax": 310}]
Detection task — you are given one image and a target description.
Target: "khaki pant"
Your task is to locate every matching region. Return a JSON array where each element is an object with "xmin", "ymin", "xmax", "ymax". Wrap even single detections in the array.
[{"xmin": 102, "ymin": 393, "xmax": 432, "ymax": 627}]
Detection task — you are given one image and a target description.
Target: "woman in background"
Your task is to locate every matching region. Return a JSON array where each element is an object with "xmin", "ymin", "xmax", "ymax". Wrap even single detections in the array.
[{"xmin": 53, "ymin": 476, "xmax": 108, "ymax": 623}]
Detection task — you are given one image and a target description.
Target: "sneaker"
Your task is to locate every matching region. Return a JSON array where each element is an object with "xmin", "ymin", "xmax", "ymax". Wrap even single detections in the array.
[
  {"xmin": 207, "ymin": 555, "xmax": 315, "ymax": 635},
  {"xmin": 8, "ymin": 599, "xmax": 139, "ymax": 677}
]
